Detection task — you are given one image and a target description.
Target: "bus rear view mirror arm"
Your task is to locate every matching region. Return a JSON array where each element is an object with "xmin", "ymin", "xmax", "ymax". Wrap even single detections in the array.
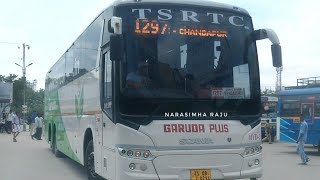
[
  {"xmin": 252, "ymin": 29, "xmax": 282, "ymax": 68},
  {"xmin": 109, "ymin": 16, "xmax": 124, "ymax": 61},
  {"xmin": 110, "ymin": 34, "xmax": 124, "ymax": 61},
  {"xmin": 252, "ymin": 29, "xmax": 279, "ymax": 44}
]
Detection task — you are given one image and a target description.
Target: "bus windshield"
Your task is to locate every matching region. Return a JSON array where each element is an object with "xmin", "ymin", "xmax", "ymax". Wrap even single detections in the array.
[{"xmin": 117, "ymin": 5, "xmax": 260, "ymax": 117}]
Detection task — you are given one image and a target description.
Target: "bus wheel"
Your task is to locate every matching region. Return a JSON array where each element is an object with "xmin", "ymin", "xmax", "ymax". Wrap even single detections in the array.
[
  {"xmin": 50, "ymin": 133, "xmax": 54, "ymax": 149},
  {"xmin": 52, "ymin": 133, "xmax": 63, "ymax": 157},
  {"xmin": 85, "ymin": 140, "xmax": 99, "ymax": 180},
  {"xmin": 250, "ymin": 178, "xmax": 257, "ymax": 180}
]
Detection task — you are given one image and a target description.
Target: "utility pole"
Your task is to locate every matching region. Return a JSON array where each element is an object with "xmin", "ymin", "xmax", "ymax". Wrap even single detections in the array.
[
  {"xmin": 22, "ymin": 43, "xmax": 32, "ymax": 120},
  {"xmin": 275, "ymin": 66, "xmax": 283, "ymax": 93},
  {"xmin": 22, "ymin": 43, "xmax": 30, "ymax": 107},
  {"xmin": 275, "ymin": 66, "xmax": 283, "ymax": 142},
  {"xmin": 15, "ymin": 43, "xmax": 32, "ymax": 118}
]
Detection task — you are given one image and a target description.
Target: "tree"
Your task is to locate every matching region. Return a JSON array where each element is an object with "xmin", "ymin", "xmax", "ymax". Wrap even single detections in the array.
[
  {"xmin": 261, "ymin": 88, "xmax": 277, "ymax": 96},
  {"xmin": 0, "ymin": 75, "xmax": 5, "ymax": 82},
  {"xmin": 11, "ymin": 77, "xmax": 24, "ymax": 113},
  {"xmin": 0, "ymin": 74, "xmax": 18, "ymax": 83},
  {"xmin": 27, "ymin": 88, "xmax": 44, "ymax": 116},
  {"xmin": 1, "ymin": 74, "xmax": 44, "ymax": 120},
  {"xmin": 4, "ymin": 74, "xmax": 18, "ymax": 82}
]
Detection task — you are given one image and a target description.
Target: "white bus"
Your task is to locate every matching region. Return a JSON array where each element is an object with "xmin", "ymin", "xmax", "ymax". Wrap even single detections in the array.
[{"xmin": 44, "ymin": 0, "xmax": 282, "ymax": 179}]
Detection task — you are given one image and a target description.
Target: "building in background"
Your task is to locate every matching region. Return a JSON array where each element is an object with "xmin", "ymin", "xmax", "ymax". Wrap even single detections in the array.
[{"xmin": 27, "ymin": 79, "xmax": 37, "ymax": 91}]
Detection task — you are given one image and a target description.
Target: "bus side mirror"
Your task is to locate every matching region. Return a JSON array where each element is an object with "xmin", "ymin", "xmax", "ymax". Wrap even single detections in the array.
[
  {"xmin": 271, "ymin": 44, "xmax": 282, "ymax": 67},
  {"xmin": 110, "ymin": 34, "xmax": 124, "ymax": 61},
  {"xmin": 108, "ymin": 16, "xmax": 122, "ymax": 35},
  {"xmin": 108, "ymin": 19, "xmax": 114, "ymax": 33},
  {"xmin": 252, "ymin": 29, "xmax": 283, "ymax": 68}
]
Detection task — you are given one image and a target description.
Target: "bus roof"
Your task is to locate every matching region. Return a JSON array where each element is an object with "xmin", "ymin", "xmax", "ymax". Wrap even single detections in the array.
[
  {"xmin": 46, "ymin": 0, "xmax": 250, "ymax": 77},
  {"xmin": 279, "ymin": 87, "xmax": 320, "ymax": 96},
  {"xmin": 112, "ymin": 0, "xmax": 249, "ymax": 15}
]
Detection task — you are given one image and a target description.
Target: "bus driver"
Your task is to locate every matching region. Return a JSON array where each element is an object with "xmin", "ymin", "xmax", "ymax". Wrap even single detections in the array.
[{"xmin": 126, "ymin": 61, "xmax": 152, "ymax": 97}]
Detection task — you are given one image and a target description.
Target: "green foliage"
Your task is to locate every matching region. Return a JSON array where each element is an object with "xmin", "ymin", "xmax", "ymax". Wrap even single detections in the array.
[
  {"xmin": 261, "ymin": 88, "xmax": 277, "ymax": 96},
  {"xmin": 28, "ymin": 88, "xmax": 44, "ymax": 116},
  {"xmin": 0, "ymin": 74, "xmax": 18, "ymax": 82},
  {"xmin": 1, "ymin": 74, "xmax": 44, "ymax": 120},
  {"xmin": 12, "ymin": 77, "xmax": 24, "ymax": 112}
]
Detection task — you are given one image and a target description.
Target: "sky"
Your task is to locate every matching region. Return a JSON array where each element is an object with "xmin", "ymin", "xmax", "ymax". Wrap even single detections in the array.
[{"xmin": 0, "ymin": 0, "xmax": 319, "ymax": 90}]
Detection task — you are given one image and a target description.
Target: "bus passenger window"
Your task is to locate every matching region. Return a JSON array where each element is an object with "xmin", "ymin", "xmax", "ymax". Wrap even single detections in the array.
[
  {"xmin": 302, "ymin": 104, "xmax": 313, "ymax": 118},
  {"xmin": 282, "ymin": 102, "xmax": 299, "ymax": 116},
  {"xmin": 315, "ymin": 103, "xmax": 320, "ymax": 116}
]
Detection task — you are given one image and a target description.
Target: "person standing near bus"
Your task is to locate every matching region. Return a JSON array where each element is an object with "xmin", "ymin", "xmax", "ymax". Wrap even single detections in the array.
[
  {"xmin": 5, "ymin": 110, "xmax": 13, "ymax": 134},
  {"xmin": 12, "ymin": 111, "xmax": 20, "ymax": 142},
  {"xmin": 126, "ymin": 61, "xmax": 150, "ymax": 88},
  {"xmin": 32, "ymin": 112, "xmax": 43, "ymax": 140},
  {"xmin": 296, "ymin": 114, "xmax": 310, "ymax": 165},
  {"xmin": 125, "ymin": 61, "xmax": 153, "ymax": 97},
  {"xmin": 30, "ymin": 110, "xmax": 36, "ymax": 136},
  {"xmin": 262, "ymin": 122, "xmax": 272, "ymax": 144}
]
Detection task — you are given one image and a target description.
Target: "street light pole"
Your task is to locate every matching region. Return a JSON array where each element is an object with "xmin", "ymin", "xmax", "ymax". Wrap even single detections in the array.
[
  {"xmin": 15, "ymin": 43, "xmax": 32, "ymax": 122},
  {"xmin": 22, "ymin": 43, "xmax": 30, "ymax": 107}
]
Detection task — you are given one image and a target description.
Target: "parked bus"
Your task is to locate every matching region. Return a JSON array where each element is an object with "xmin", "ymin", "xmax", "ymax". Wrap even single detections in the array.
[
  {"xmin": 278, "ymin": 77, "xmax": 320, "ymax": 153},
  {"xmin": 261, "ymin": 96, "xmax": 278, "ymax": 141},
  {"xmin": 0, "ymin": 82, "xmax": 13, "ymax": 133},
  {"xmin": 44, "ymin": 0, "xmax": 282, "ymax": 179}
]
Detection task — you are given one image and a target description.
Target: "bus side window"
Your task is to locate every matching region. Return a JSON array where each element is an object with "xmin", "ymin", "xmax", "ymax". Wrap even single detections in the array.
[
  {"xmin": 282, "ymin": 102, "xmax": 299, "ymax": 116},
  {"xmin": 104, "ymin": 51, "xmax": 112, "ymax": 116},
  {"xmin": 302, "ymin": 104, "xmax": 313, "ymax": 118}
]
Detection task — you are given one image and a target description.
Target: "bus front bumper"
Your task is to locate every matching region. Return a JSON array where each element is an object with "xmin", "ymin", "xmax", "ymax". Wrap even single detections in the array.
[
  {"xmin": 240, "ymin": 153, "xmax": 263, "ymax": 179},
  {"xmin": 116, "ymin": 152, "xmax": 262, "ymax": 180}
]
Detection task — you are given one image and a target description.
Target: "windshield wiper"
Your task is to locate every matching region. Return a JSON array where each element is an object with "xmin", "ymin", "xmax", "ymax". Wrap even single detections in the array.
[{"xmin": 140, "ymin": 103, "xmax": 164, "ymax": 125}]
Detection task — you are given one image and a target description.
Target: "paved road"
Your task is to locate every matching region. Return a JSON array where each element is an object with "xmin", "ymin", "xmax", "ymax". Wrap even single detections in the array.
[
  {"xmin": 0, "ymin": 132, "xmax": 319, "ymax": 180},
  {"xmin": 261, "ymin": 141, "xmax": 320, "ymax": 180},
  {"xmin": 0, "ymin": 132, "xmax": 87, "ymax": 180}
]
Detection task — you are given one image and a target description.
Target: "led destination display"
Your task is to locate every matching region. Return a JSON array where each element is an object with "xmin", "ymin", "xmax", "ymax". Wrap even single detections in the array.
[{"xmin": 135, "ymin": 19, "xmax": 228, "ymax": 37}]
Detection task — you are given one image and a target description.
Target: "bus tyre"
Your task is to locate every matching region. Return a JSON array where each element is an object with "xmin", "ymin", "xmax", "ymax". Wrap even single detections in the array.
[
  {"xmin": 52, "ymin": 133, "xmax": 63, "ymax": 158},
  {"xmin": 50, "ymin": 140, "xmax": 53, "ymax": 149},
  {"xmin": 50, "ymin": 135, "xmax": 54, "ymax": 149},
  {"xmin": 85, "ymin": 140, "xmax": 99, "ymax": 180},
  {"xmin": 250, "ymin": 178, "xmax": 257, "ymax": 180}
]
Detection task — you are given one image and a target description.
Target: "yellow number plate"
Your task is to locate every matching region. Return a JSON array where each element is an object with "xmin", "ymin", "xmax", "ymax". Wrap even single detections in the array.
[{"xmin": 191, "ymin": 169, "xmax": 212, "ymax": 180}]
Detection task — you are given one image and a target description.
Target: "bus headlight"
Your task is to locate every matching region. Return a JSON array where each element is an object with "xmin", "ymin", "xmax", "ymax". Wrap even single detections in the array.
[
  {"xmin": 118, "ymin": 147, "xmax": 154, "ymax": 160},
  {"xmin": 135, "ymin": 151, "xmax": 141, "ymax": 157},
  {"xmin": 143, "ymin": 151, "xmax": 150, "ymax": 158},
  {"xmin": 242, "ymin": 146, "xmax": 262, "ymax": 157}
]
